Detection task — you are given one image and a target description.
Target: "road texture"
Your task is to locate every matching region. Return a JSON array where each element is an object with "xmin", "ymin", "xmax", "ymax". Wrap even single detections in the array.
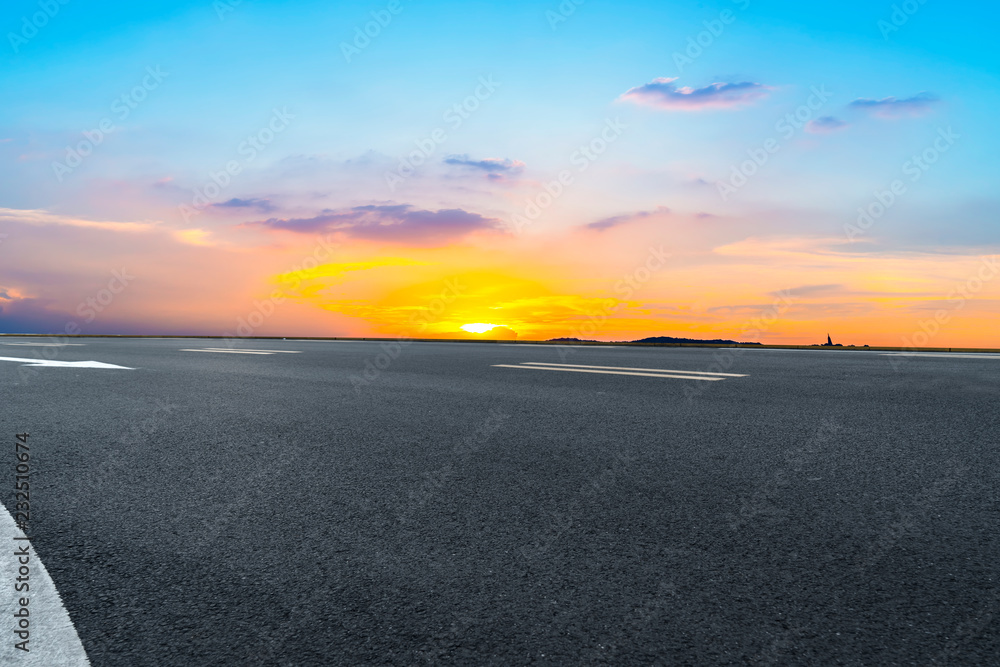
[{"xmin": 0, "ymin": 337, "xmax": 998, "ymax": 665}]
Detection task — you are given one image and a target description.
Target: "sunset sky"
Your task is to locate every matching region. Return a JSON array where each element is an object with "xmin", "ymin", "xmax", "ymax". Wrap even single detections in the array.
[{"xmin": 2, "ymin": 0, "xmax": 999, "ymax": 345}]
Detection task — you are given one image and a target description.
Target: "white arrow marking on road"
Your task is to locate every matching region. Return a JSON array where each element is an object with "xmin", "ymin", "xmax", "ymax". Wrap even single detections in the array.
[
  {"xmin": 1, "ymin": 507, "xmax": 92, "ymax": 665},
  {"xmin": 0, "ymin": 356, "xmax": 133, "ymax": 369}
]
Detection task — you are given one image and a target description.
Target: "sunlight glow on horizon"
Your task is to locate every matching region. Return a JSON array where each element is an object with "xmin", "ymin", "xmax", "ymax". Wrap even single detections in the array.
[{"xmin": 460, "ymin": 323, "xmax": 504, "ymax": 334}]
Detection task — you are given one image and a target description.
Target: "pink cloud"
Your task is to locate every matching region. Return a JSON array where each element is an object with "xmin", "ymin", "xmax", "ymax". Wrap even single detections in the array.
[{"xmin": 619, "ymin": 77, "xmax": 771, "ymax": 111}]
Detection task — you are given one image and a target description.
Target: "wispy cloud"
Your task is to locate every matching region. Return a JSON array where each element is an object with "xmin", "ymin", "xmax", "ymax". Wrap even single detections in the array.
[
  {"xmin": 772, "ymin": 284, "xmax": 844, "ymax": 298},
  {"xmin": 444, "ymin": 155, "xmax": 525, "ymax": 174},
  {"xmin": 246, "ymin": 204, "xmax": 505, "ymax": 245},
  {"xmin": 805, "ymin": 116, "xmax": 849, "ymax": 134},
  {"xmin": 849, "ymin": 92, "xmax": 939, "ymax": 118},
  {"xmin": 172, "ymin": 229, "xmax": 215, "ymax": 246},
  {"xmin": 0, "ymin": 208, "xmax": 156, "ymax": 234},
  {"xmin": 444, "ymin": 155, "xmax": 526, "ymax": 183},
  {"xmin": 619, "ymin": 78, "xmax": 771, "ymax": 111},
  {"xmin": 212, "ymin": 197, "xmax": 276, "ymax": 213},
  {"xmin": 0, "ymin": 208, "xmax": 218, "ymax": 247},
  {"xmin": 586, "ymin": 206, "xmax": 671, "ymax": 231}
]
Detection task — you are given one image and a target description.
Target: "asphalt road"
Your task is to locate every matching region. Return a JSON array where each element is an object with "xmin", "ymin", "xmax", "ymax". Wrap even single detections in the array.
[{"xmin": 1, "ymin": 337, "xmax": 998, "ymax": 666}]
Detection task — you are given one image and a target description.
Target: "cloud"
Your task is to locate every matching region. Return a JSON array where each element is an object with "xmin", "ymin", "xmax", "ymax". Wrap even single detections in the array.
[
  {"xmin": 0, "ymin": 289, "xmax": 205, "ymax": 335},
  {"xmin": 848, "ymin": 92, "xmax": 939, "ymax": 118},
  {"xmin": 444, "ymin": 155, "xmax": 526, "ymax": 182},
  {"xmin": 444, "ymin": 154, "xmax": 526, "ymax": 174},
  {"xmin": 275, "ymin": 258, "xmax": 426, "ymax": 285},
  {"xmin": 771, "ymin": 284, "xmax": 844, "ymax": 298},
  {"xmin": 481, "ymin": 325, "xmax": 517, "ymax": 340},
  {"xmin": 619, "ymin": 78, "xmax": 771, "ymax": 111},
  {"xmin": 0, "ymin": 208, "xmax": 218, "ymax": 247},
  {"xmin": 212, "ymin": 197, "xmax": 276, "ymax": 213},
  {"xmin": 805, "ymin": 116, "xmax": 849, "ymax": 134},
  {"xmin": 172, "ymin": 229, "xmax": 214, "ymax": 246},
  {"xmin": 0, "ymin": 208, "xmax": 156, "ymax": 233},
  {"xmin": 586, "ymin": 206, "xmax": 671, "ymax": 231},
  {"xmin": 0, "ymin": 294, "xmax": 75, "ymax": 334},
  {"xmin": 247, "ymin": 204, "xmax": 505, "ymax": 245}
]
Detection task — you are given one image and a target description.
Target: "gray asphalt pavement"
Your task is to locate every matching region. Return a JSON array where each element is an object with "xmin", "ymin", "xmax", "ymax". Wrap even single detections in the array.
[{"xmin": 1, "ymin": 337, "xmax": 998, "ymax": 665}]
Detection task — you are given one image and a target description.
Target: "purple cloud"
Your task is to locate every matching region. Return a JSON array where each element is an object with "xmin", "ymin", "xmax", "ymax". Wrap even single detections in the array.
[
  {"xmin": 0, "ymin": 294, "xmax": 72, "ymax": 334},
  {"xmin": 444, "ymin": 154, "xmax": 526, "ymax": 174},
  {"xmin": 247, "ymin": 204, "xmax": 505, "ymax": 245},
  {"xmin": 619, "ymin": 78, "xmax": 771, "ymax": 111},
  {"xmin": 805, "ymin": 116, "xmax": 850, "ymax": 134},
  {"xmin": 849, "ymin": 92, "xmax": 939, "ymax": 118},
  {"xmin": 212, "ymin": 197, "xmax": 276, "ymax": 212},
  {"xmin": 586, "ymin": 206, "xmax": 671, "ymax": 231}
]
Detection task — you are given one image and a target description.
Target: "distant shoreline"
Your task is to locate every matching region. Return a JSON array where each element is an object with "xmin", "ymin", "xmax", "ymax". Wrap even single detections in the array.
[{"xmin": 0, "ymin": 333, "xmax": 997, "ymax": 354}]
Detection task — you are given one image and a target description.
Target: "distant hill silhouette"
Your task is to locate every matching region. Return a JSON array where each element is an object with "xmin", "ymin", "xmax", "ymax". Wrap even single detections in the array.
[
  {"xmin": 546, "ymin": 336, "xmax": 761, "ymax": 345},
  {"xmin": 628, "ymin": 336, "xmax": 762, "ymax": 345}
]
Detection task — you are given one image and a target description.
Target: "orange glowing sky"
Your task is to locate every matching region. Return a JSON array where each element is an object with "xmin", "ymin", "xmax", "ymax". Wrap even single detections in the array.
[{"xmin": 1, "ymin": 204, "xmax": 998, "ymax": 346}]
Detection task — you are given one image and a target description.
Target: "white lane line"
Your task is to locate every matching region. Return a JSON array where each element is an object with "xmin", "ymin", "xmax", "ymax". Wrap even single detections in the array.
[
  {"xmin": 199, "ymin": 348, "xmax": 301, "ymax": 354},
  {"xmin": 0, "ymin": 356, "xmax": 133, "ymax": 370},
  {"xmin": 180, "ymin": 349, "xmax": 274, "ymax": 355},
  {"xmin": 881, "ymin": 352, "xmax": 1000, "ymax": 360},
  {"xmin": 1, "ymin": 507, "xmax": 91, "ymax": 665},
  {"xmin": 522, "ymin": 362, "xmax": 747, "ymax": 377},
  {"xmin": 1, "ymin": 344, "xmax": 85, "ymax": 348},
  {"xmin": 492, "ymin": 364, "xmax": 724, "ymax": 381}
]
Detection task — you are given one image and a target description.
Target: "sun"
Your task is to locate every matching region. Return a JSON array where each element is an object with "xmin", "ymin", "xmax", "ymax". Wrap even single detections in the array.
[{"xmin": 460, "ymin": 323, "xmax": 503, "ymax": 334}]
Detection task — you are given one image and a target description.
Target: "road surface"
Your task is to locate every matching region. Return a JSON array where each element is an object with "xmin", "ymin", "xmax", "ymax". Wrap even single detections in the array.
[{"xmin": 1, "ymin": 337, "xmax": 997, "ymax": 665}]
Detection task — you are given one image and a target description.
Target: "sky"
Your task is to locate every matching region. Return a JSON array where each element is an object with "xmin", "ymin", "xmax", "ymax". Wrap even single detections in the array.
[{"xmin": 1, "ymin": 0, "xmax": 999, "ymax": 345}]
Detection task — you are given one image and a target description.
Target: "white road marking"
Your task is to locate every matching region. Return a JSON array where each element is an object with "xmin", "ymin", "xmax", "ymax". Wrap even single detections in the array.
[
  {"xmin": 199, "ymin": 348, "xmax": 301, "ymax": 354},
  {"xmin": 881, "ymin": 352, "xmax": 1000, "ymax": 360},
  {"xmin": 492, "ymin": 364, "xmax": 724, "ymax": 381},
  {"xmin": 0, "ymin": 343, "xmax": 85, "ymax": 347},
  {"xmin": 180, "ymin": 349, "xmax": 274, "ymax": 355},
  {"xmin": 0, "ymin": 356, "xmax": 133, "ymax": 370},
  {"xmin": 1, "ymin": 507, "xmax": 91, "ymax": 665},
  {"xmin": 522, "ymin": 362, "xmax": 748, "ymax": 377}
]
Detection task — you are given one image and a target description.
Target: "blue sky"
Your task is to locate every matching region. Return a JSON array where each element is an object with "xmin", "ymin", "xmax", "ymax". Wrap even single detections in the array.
[{"xmin": 1, "ymin": 0, "xmax": 999, "ymax": 342}]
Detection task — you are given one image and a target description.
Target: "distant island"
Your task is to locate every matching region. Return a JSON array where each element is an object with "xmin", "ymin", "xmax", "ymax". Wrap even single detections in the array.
[
  {"xmin": 548, "ymin": 336, "xmax": 761, "ymax": 345},
  {"xmin": 812, "ymin": 334, "xmax": 867, "ymax": 348},
  {"xmin": 630, "ymin": 336, "xmax": 762, "ymax": 345}
]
